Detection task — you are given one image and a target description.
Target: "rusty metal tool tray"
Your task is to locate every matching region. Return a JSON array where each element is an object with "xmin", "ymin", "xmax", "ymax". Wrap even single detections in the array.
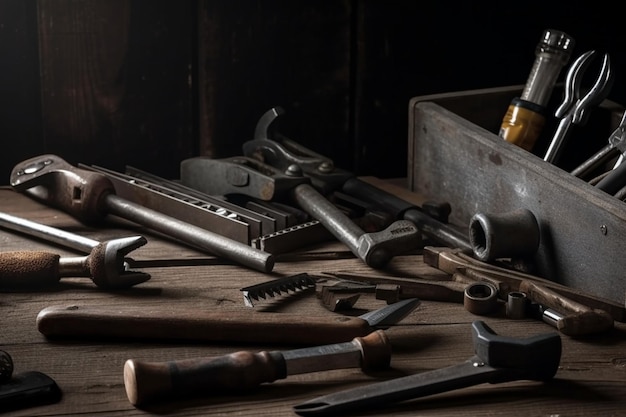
[{"xmin": 408, "ymin": 85, "xmax": 626, "ymax": 305}]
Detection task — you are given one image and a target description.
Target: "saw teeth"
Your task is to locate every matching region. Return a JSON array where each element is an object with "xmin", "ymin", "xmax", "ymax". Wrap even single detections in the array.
[{"xmin": 240, "ymin": 273, "xmax": 316, "ymax": 307}]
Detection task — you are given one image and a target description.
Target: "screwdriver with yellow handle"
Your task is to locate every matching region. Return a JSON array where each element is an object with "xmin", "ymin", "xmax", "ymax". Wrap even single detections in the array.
[{"xmin": 500, "ymin": 29, "xmax": 575, "ymax": 151}]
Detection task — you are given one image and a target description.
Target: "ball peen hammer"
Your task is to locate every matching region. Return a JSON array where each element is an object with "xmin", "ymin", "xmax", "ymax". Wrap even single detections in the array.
[{"xmin": 123, "ymin": 330, "xmax": 391, "ymax": 407}]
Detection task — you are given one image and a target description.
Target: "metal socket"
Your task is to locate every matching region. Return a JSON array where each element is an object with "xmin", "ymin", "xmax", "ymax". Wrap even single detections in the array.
[{"xmin": 469, "ymin": 208, "xmax": 540, "ymax": 261}]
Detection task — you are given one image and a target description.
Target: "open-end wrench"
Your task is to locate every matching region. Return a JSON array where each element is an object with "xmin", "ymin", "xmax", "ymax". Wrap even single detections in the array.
[
  {"xmin": 9, "ymin": 155, "xmax": 274, "ymax": 273},
  {"xmin": 124, "ymin": 329, "xmax": 391, "ymax": 407},
  {"xmin": 293, "ymin": 320, "xmax": 561, "ymax": 416},
  {"xmin": 181, "ymin": 156, "xmax": 421, "ymax": 269}
]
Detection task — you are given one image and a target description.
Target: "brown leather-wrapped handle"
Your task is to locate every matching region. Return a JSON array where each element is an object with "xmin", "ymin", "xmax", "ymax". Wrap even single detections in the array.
[
  {"xmin": 0, "ymin": 251, "xmax": 60, "ymax": 288},
  {"xmin": 124, "ymin": 350, "xmax": 287, "ymax": 406}
]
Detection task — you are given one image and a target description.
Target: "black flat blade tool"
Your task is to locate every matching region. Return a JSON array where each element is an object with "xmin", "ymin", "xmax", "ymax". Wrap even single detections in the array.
[{"xmin": 293, "ymin": 320, "xmax": 561, "ymax": 416}]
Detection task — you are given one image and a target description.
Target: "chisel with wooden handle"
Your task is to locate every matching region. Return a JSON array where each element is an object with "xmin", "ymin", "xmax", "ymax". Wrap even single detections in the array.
[
  {"xmin": 124, "ymin": 329, "xmax": 391, "ymax": 407},
  {"xmin": 36, "ymin": 298, "xmax": 420, "ymax": 345}
]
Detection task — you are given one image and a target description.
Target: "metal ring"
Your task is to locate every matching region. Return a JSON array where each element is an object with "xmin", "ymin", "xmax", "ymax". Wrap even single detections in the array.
[
  {"xmin": 463, "ymin": 282, "xmax": 499, "ymax": 315},
  {"xmin": 506, "ymin": 291, "xmax": 529, "ymax": 319}
]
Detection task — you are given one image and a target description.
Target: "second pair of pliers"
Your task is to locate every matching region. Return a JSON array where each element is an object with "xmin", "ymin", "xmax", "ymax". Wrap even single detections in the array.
[{"xmin": 544, "ymin": 50, "xmax": 614, "ymax": 164}]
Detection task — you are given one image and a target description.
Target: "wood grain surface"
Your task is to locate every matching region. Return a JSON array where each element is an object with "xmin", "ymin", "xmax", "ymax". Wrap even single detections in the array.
[{"xmin": 0, "ymin": 187, "xmax": 625, "ymax": 416}]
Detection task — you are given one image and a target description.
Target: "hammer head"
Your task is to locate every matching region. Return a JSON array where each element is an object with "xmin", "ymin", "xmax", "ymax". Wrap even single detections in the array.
[{"xmin": 89, "ymin": 236, "xmax": 150, "ymax": 289}]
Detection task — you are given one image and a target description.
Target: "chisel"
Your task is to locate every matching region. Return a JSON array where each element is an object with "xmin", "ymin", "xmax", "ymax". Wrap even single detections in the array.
[
  {"xmin": 36, "ymin": 298, "xmax": 420, "ymax": 345},
  {"xmin": 124, "ymin": 329, "xmax": 391, "ymax": 406}
]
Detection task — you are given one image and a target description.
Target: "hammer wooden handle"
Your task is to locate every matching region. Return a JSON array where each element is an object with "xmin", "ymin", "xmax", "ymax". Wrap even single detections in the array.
[{"xmin": 37, "ymin": 305, "xmax": 374, "ymax": 345}]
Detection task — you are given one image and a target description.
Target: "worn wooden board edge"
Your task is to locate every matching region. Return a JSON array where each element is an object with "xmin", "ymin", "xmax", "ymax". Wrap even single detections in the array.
[{"xmin": 408, "ymin": 99, "xmax": 626, "ymax": 305}]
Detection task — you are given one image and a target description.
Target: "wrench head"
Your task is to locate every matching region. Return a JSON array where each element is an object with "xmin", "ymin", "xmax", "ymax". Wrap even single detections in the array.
[
  {"xmin": 90, "ymin": 236, "xmax": 150, "ymax": 289},
  {"xmin": 357, "ymin": 220, "xmax": 422, "ymax": 268}
]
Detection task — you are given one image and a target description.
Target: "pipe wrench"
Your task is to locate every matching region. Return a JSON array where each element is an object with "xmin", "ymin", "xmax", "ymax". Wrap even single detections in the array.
[
  {"xmin": 181, "ymin": 154, "xmax": 421, "ymax": 269},
  {"xmin": 241, "ymin": 107, "xmax": 472, "ymax": 252}
]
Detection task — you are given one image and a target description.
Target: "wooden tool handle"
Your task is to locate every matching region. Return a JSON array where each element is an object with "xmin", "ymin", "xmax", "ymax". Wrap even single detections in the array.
[
  {"xmin": 0, "ymin": 251, "xmax": 60, "ymax": 288},
  {"xmin": 124, "ymin": 350, "xmax": 287, "ymax": 406},
  {"xmin": 36, "ymin": 305, "xmax": 374, "ymax": 345},
  {"xmin": 519, "ymin": 280, "xmax": 614, "ymax": 336}
]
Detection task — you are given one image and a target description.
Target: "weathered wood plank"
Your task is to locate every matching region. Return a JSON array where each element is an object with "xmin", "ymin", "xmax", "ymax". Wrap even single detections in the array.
[
  {"xmin": 36, "ymin": 0, "xmax": 195, "ymax": 179},
  {"xmin": 1, "ymin": 187, "xmax": 626, "ymax": 416}
]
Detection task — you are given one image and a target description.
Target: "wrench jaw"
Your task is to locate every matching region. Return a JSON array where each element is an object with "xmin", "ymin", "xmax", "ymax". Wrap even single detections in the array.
[
  {"xmin": 10, "ymin": 154, "xmax": 115, "ymax": 225},
  {"xmin": 357, "ymin": 220, "xmax": 422, "ymax": 269},
  {"xmin": 91, "ymin": 236, "xmax": 151, "ymax": 289},
  {"xmin": 471, "ymin": 321, "xmax": 562, "ymax": 382}
]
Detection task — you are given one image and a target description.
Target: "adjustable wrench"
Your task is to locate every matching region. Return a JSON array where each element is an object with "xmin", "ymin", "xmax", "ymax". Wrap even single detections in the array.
[
  {"xmin": 293, "ymin": 320, "xmax": 561, "ymax": 416},
  {"xmin": 181, "ymin": 156, "xmax": 421, "ymax": 269},
  {"xmin": 9, "ymin": 155, "xmax": 274, "ymax": 273}
]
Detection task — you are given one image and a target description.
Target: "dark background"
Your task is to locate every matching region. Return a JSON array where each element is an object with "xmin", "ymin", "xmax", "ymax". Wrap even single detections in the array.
[{"xmin": 1, "ymin": 0, "xmax": 625, "ymax": 183}]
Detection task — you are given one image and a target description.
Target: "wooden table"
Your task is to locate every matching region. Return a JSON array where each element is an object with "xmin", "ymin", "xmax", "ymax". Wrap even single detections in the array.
[{"xmin": 1, "ymin": 186, "xmax": 625, "ymax": 416}]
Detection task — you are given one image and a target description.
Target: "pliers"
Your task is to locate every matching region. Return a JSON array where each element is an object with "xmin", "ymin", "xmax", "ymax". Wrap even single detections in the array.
[{"xmin": 544, "ymin": 50, "xmax": 614, "ymax": 164}]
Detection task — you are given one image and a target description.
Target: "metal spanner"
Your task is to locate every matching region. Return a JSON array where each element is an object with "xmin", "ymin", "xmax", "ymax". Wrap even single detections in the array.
[
  {"xmin": 544, "ymin": 50, "xmax": 613, "ymax": 164},
  {"xmin": 293, "ymin": 320, "xmax": 561, "ymax": 416},
  {"xmin": 571, "ymin": 109, "xmax": 626, "ymax": 178}
]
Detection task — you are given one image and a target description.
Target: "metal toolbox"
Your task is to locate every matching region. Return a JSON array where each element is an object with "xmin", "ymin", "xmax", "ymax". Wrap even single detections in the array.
[{"xmin": 408, "ymin": 85, "xmax": 626, "ymax": 305}]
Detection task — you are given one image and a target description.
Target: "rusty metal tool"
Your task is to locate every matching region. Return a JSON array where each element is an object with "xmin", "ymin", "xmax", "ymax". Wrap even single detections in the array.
[
  {"xmin": 544, "ymin": 50, "xmax": 614, "ymax": 164},
  {"xmin": 0, "ymin": 241, "xmax": 150, "ymax": 290},
  {"xmin": 242, "ymin": 107, "xmax": 472, "ymax": 252},
  {"xmin": 293, "ymin": 320, "xmax": 561, "ymax": 416},
  {"xmin": 181, "ymin": 155, "xmax": 421, "ymax": 269},
  {"xmin": 10, "ymin": 154, "xmax": 274, "ymax": 273},
  {"xmin": 424, "ymin": 246, "xmax": 619, "ymax": 335},
  {"xmin": 0, "ymin": 211, "xmax": 150, "ymax": 289},
  {"xmin": 241, "ymin": 273, "xmax": 317, "ymax": 307},
  {"xmin": 79, "ymin": 163, "xmax": 267, "ymax": 243},
  {"xmin": 36, "ymin": 298, "xmax": 420, "ymax": 345},
  {"xmin": 240, "ymin": 272, "xmax": 466, "ymax": 311},
  {"xmin": 124, "ymin": 329, "xmax": 391, "ymax": 407}
]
